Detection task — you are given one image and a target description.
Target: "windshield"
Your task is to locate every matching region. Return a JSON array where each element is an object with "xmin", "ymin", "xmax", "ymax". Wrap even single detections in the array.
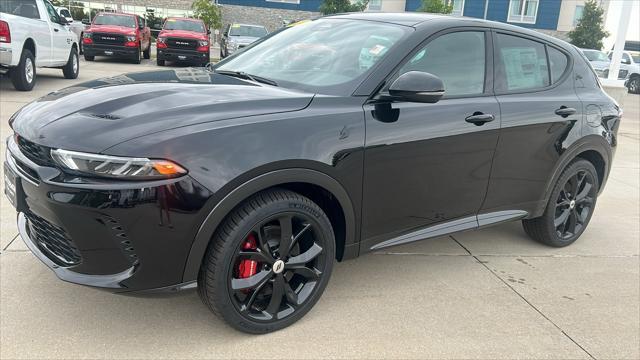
[
  {"xmin": 582, "ymin": 50, "xmax": 608, "ymax": 62},
  {"xmin": 229, "ymin": 25, "xmax": 268, "ymax": 37},
  {"xmin": 164, "ymin": 18, "xmax": 205, "ymax": 33},
  {"xmin": 59, "ymin": 9, "xmax": 71, "ymax": 17},
  {"xmin": 94, "ymin": 13, "xmax": 136, "ymax": 28},
  {"xmin": 217, "ymin": 19, "xmax": 409, "ymax": 94}
]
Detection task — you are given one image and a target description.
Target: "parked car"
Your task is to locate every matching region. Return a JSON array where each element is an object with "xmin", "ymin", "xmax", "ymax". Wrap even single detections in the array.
[
  {"xmin": 156, "ymin": 17, "xmax": 210, "ymax": 67},
  {"xmin": 6, "ymin": 14, "xmax": 620, "ymax": 334},
  {"xmin": 579, "ymin": 48, "xmax": 610, "ymax": 77},
  {"xmin": 220, "ymin": 23, "xmax": 267, "ymax": 58},
  {"xmin": 0, "ymin": 0, "xmax": 79, "ymax": 90},
  {"xmin": 82, "ymin": 12, "xmax": 151, "ymax": 64},
  {"xmin": 609, "ymin": 51, "xmax": 640, "ymax": 94},
  {"xmin": 55, "ymin": 6, "xmax": 87, "ymax": 54}
]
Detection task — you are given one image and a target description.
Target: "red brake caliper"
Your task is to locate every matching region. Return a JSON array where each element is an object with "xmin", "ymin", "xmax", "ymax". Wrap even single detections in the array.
[{"xmin": 238, "ymin": 233, "xmax": 259, "ymax": 280}]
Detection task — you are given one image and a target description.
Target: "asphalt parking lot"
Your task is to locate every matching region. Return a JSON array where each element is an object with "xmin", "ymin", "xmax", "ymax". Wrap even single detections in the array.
[{"xmin": 0, "ymin": 58, "xmax": 638, "ymax": 359}]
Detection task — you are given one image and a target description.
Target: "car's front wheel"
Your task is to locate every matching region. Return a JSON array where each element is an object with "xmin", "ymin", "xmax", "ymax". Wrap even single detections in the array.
[
  {"xmin": 523, "ymin": 159, "xmax": 599, "ymax": 247},
  {"xmin": 198, "ymin": 189, "xmax": 335, "ymax": 334},
  {"xmin": 9, "ymin": 48, "xmax": 36, "ymax": 91},
  {"xmin": 62, "ymin": 47, "xmax": 79, "ymax": 79},
  {"xmin": 628, "ymin": 75, "xmax": 639, "ymax": 94}
]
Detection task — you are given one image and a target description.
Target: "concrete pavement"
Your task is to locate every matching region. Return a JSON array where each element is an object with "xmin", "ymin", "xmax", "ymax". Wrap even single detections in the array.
[{"xmin": 0, "ymin": 60, "xmax": 638, "ymax": 359}]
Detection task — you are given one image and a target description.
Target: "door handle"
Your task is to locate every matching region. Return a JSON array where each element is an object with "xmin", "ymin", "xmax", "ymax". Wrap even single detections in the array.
[
  {"xmin": 54, "ymin": 28, "xmax": 59, "ymax": 32},
  {"xmin": 465, "ymin": 112, "xmax": 495, "ymax": 126},
  {"xmin": 555, "ymin": 106, "xmax": 576, "ymax": 118}
]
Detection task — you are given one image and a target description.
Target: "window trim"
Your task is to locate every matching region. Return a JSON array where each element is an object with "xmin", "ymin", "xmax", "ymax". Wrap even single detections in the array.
[
  {"xmin": 492, "ymin": 30, "xmax": 574, "ymax": 96},
  {"xmin": 373, "ymin": 27, "xmax": 494, "ymax": 101},
  {"xmin": 507, "ymin": 0, "xmax": 539, "ymax": 25}
]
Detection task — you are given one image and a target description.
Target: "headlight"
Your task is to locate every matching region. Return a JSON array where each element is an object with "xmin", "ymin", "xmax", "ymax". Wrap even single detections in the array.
[
  {"xmin": 198, "ymin": 40, "xmax": 209, "ymax": 47},
  {"xmin": 50, "ymin": 149, "xmax": 187, "ymax": 180},
  {"xmin": 157, "ymin": 37, "xmax": 166, "ymax": 44},
  {"xmin": 126, "ymin": 35, "xmax": 136, "ymax": 42},
  {"xmin": 82, "ymin": 32, "xmax": 91, "ymax": 39}
]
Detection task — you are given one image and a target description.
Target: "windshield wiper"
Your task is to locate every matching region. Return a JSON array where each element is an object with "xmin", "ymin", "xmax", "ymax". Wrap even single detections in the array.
[{"xmin": 215, "ymin": 70, "xmax": 278, "ymax": 87}]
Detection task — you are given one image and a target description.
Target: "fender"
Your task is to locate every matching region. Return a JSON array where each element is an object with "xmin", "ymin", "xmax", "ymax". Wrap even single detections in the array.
[
  {"xmin": 535, "ymin": 134, "xmax": 612, "ymax": 217},
  {"xmin": 181, "ymin": 168, "xmax": 357, "ymax": 282}
]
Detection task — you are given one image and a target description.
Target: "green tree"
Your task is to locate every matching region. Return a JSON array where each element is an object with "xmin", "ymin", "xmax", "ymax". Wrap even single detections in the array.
[
  {"xmin": 191, "ymin": 0, "xmax": 222, "ymax": 31},
  {"xmin": 144, "ymin": 9, "xmax": 164, "ymax": 30},
  {"xmin": 568, "ymin": 0, "xmax": 609, "ymax": 50},
  {"xmin": 319, "ymin": 0, "xmax": 369, "ymax": 15},
  {"xmin": 69, "ymin": 1, "xmax": 86, "ymax": 20},
  {"xmin": 418, "ymin": 0, "xmax": 453, "ymax": 14}
]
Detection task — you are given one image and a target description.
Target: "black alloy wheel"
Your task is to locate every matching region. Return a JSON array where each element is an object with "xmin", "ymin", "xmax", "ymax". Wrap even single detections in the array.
[
  {"xmin": 523, "ymin": 159, "xmax": 599, "ymax": 247},
  {"xmin": 198, "ymin": 189, "xmax": 335, "ymax": 333}
]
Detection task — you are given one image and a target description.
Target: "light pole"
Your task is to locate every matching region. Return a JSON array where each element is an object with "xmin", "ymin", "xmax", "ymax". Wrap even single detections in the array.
[{"xmin": 607, "ymin": 0, "xmax": 633, "ymax": 80}]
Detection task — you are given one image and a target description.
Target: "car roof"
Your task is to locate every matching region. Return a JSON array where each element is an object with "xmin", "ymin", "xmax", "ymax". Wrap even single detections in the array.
[
  {"xmin": 231, "ymin": 23, "xmax": 267, "ymax": 28},
  {"xmin": 167, "ymin": 17, "xmax": 203, "ymax": 23},
  {"xmin": 327, "ymin": 13, "xmax": 573, "ymax": 50},
  {"xmin": 96, "ymin": 11, "xmax": 135, "ymax": 17}
]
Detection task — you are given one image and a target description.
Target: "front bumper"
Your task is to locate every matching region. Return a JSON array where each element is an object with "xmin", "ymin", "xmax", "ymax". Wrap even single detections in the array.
[
  {"xmin": 5, "ymin": 135, "xmax": 213, "ymax": 292},
  {"xmin": 157, "ymin": 48, "xmax": 209, "ymax": 64},
  {"xmin": 84, "ymin": 44, "xmax": 138, "ymax": 58}
]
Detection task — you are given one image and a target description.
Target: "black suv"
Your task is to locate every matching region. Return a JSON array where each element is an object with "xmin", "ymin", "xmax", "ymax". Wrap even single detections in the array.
[{"xmin": 5, "ymin": 14, "xmax": 620, "ymax": 334}]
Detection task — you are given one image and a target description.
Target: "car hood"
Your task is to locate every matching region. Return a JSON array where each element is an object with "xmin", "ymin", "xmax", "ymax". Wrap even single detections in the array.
[
  {"xmin": 89, "ymin": 24, "xmax": 136, "ymax": 35},
  {"xmin": 229, "ymin": 35, "xmax": 261, "ymax": 44},
  {"xmin": 159, "ymin": 29, "xmax": 207, "ymax": 40},
  {"xmin": 11, "ymin": 69, "xmax": 314, "ymax": 153}
]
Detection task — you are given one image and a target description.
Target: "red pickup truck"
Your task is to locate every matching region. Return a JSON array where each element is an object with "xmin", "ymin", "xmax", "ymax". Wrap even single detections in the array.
[
  {"xmin": 82, "ymin": 12, "xmax": 151, "ymax": 64},
  {"xmin": 156, "ymin": 17, "xmax": 210, "ymax": 67}
]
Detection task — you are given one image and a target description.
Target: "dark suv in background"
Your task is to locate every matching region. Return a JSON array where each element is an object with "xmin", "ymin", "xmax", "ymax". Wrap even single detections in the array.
[
  {"xmin": 82, "ymin": 12, "xmax": 151, "ymax": 63},
  {"xmin": 5, "ymin": 14, "xmax": 620, "ymax": 334}
]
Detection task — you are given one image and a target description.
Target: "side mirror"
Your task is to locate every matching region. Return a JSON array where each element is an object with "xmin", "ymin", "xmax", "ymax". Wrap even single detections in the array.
[
  {"xmin": 207, "ymin": 29, "xmax": 211, "ymax": 35},
  {"xmin": 388, "ymin": 71, "xmax": 445, "ymax": 103},
  {"xmin": 82, "ymin": 18, "xmax": 90, "ymax": 25},
  {"xmin": 58, "ymin": 17, "xmax": 69, "ymax": 25},
  {"xmin": 139, "ymin": 23, "xmax": 144, "ymax": 30}
]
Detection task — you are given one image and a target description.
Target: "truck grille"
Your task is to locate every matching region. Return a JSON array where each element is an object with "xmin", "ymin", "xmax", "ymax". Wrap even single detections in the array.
[
  {"xmin": 17, "ymin": 136, "xmax": 54, "ymax": 167},
  {"xmin": 92, "ymin": 33, "xmax": 125, "ymax": 45},
  {"xmin": 26, "ymin": 212, "xmax": 82, "ymax": 266},
  {"xmin": 167, "ymin": 38, "xmax": 197, "ymax": 50}
]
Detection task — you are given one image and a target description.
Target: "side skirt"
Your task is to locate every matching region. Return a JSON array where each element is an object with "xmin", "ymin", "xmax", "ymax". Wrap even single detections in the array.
[{"xmin": 370, "ymin": 210, "xmax": 528, "ymax": 251}]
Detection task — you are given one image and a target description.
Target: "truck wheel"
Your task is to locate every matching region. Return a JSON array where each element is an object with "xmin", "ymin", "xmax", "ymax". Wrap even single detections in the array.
[
  {"xmin": 62, "ymin": 47, "xmax": 79, "ymax": 79},
  {"xmin": 79, "ymin": 35, "xmax": 84, "ymax": 54},
  {"xmin": 84, "ymin": 54, "xmax": 94, "ymax": 61},
  {"xmin": 132, "ymin": 46, "xmax": 141, "ymax": 64},
  {"xmin": 143, "ymin": 45, "xmax": 150, "ymax": 59},
  {"xmin": 10, "ymin": 48, "xmax": 36, "ymax": 91},
  {"xmin": 628, "ymin": 76, "xmax": 639, "ymax": 94},
  {"xmin": 157, "ymin": 58, "xmax": 165, "ymax": 66}
]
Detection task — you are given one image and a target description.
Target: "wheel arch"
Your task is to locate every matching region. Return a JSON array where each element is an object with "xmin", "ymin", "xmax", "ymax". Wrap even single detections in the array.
[
  {"xmin": 23, "ymin": 38, "xmax": 36, "ymax": 58},
  {"xmin": 182, "ymin": 168, "xmax": 357, "ymax": 282},
  {"xmin": 535, "ymin": 135, "xmax": 612, "ymax": 217}
]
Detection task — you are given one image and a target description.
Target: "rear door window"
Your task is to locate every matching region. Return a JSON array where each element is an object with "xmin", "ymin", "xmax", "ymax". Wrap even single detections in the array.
[
  {"xmin": 1, "ymin": 0, "xmax": 40, "ymax": 19},
  {"xmin": 495, "ymin": 33, "xmax": 549, "ymax": 92},
  {"xmin": 547, "ymin": 46, "xmax": 568, "ymax": 83}
]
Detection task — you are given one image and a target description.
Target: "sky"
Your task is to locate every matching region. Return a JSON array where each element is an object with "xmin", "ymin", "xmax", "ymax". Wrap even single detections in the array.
[{"xmin": 603, "ymin": 0, "xmax": 640, "ymax": 49}]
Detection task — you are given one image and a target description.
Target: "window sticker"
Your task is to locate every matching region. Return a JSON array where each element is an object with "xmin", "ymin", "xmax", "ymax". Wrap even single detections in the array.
[{"xmin": 501, "ymin": 47, "xmax": 545, "ymax": 90}]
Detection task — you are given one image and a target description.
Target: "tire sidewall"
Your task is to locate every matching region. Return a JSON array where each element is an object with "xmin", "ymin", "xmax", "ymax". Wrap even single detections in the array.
[
  {"xmin": 543, "ymin": 160, "xmax": 599, "ymax": 245},
  {"xmin": 205, "ymin": 193, "xmax": 335, "ymax": 334}
]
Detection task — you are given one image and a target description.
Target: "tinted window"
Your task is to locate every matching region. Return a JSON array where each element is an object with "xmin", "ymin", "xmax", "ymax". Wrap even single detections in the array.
[
  {"xmin": 0, "ymin": 0, "xmax": 40, "ymax": 19},
  {"xmin": 399, "ymin": 31, "xmax": 486, "ymax": 96},
  {"xmin": 229, "ymin": 25, "xmax": 267, "ymax": 37},
  {"xmin": 496, "ymin": 34, "xmax": 549, "ymax": 92},
  {"xmin": 59, "ymin": 8, "xmax": 71, "ymax": 17},
  {"xmin": 548, "ymin": 46, "xmax": 568, "ymax": 83}
]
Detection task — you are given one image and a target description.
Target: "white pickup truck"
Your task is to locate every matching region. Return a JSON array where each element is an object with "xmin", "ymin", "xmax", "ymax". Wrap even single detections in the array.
[{"xmin": 0, "ymin": 0, "xmax": 79, "ymax": 91}]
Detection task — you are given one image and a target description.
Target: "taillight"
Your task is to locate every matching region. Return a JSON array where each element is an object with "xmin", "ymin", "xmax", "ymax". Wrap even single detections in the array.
[{"xmin": 0, "ymin": 20, "xmax": 11, "ymax": 43}]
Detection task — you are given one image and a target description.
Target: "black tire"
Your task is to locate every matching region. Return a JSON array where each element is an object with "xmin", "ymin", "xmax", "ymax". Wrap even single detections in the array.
[
  {"xmin": 62, "ymin": 47, "xmax": 79, "ymax": 79},
  {"xmin": 198, "ymin": 188, "xmax": 335, "ymax": 334},
  {"xmin": 79, "ymin": 36, "xmax": 83, "ymax": 54},
  {"xmin": 9, "ymin": 48, "xmax": 36, "ymax": 91},
  {"xmin": 628, "ymin": 76, "xmax": 639, "ymax": 94},
  {"xmin": 523, "ymin": 159, "xmax": 599, "ymax": 247},
  {"xmin": 143, "ymin": 45, "xmax": 150, "ymax": 59},
  {"xmin": 157, "ymin": 57, "xmax": 165, "ymax": 66},
  {"xmin": 132, "ymin": 46, "xmax": 141, "ymax": 64},
  {"xmin": 84, "ymin": 54, "xmax": 94, "ymax": 61}
]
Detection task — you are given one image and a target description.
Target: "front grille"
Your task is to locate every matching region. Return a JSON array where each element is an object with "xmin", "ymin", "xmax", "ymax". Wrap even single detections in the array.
[
  {"xmin": 92, "ymin": 33, "xmax": 125, "ymax": 45},
  {"xmin": 26, "ymin": 212, "xmax": 82, "ymax": 266},
  {"xmin": 17, "ymin": 136, "xmax": 54, "ymax": 166},
  {"xmin": 167, "ymin": 38, "xmax": 197, "ymax": 50}
]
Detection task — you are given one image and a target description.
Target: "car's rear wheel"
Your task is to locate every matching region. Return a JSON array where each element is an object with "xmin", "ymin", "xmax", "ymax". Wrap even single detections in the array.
[
  {"xmin": 523, "ymin": 159, "xmax": 599, "ymax": 247},
  {"xmin": 198, "ymin": 189, "xmax": 335, "ymax": 334},
  {"xmin": 62, "ymin": 47, "xmax": 79, "ymax": 79},
  {"xmin": 132, "ymin": 46, "xmax": 141, "ymax": 64},
  {"xmin": 628, "ymin": 76, "xmax": 639, "ymax": 94},
  {"xmin": 10, "ymin": 48, "xmax": 36, "ymax": 91}
]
